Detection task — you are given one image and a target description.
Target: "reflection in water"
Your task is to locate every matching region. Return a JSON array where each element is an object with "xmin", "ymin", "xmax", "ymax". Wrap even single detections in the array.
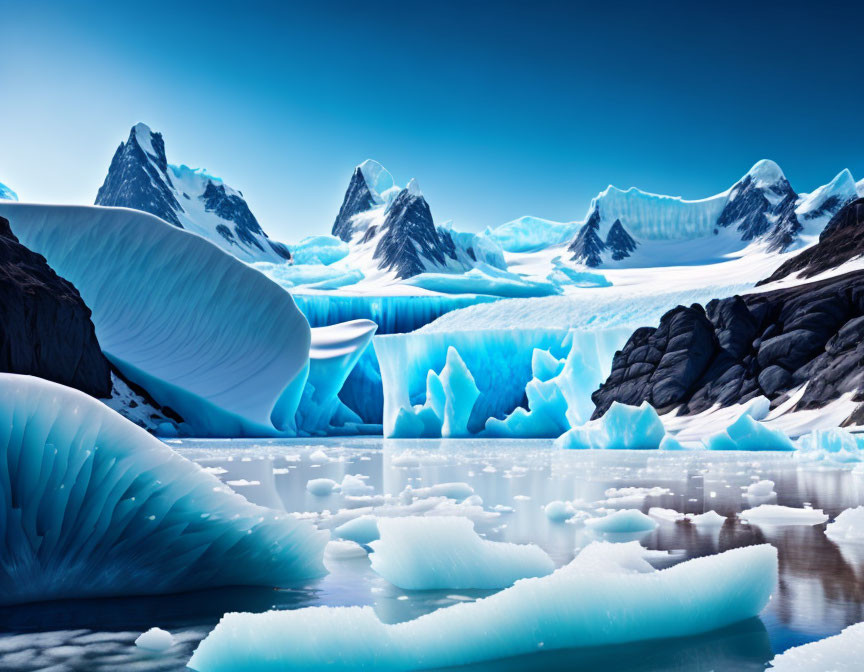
[{"xmin": 2, "ymin": 438, "xmax": 863, "ymax": 671}]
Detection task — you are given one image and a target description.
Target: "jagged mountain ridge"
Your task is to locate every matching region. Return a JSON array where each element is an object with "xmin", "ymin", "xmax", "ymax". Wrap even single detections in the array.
[
  {"xmin": 331, "ymin": 161, "xmax": 505, "ymax": 280},
  {"xmin": 96, "ymin": 123, "xmax": 291, "ymax": 263}
]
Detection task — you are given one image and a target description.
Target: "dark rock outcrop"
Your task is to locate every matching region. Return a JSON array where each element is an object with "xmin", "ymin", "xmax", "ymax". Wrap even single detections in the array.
[
  {"xmin": 0, "ymin": 215, "xmax": 112, "ymax": 397},
  {"xmin": 568, "ymin": 208, "xmax": 606, "ymax": 267},
  {"xmin": 760, "ymin": 198, "xmax": 864, "ymax": 284},
  {"xmin": 605, "ymin": 219, "xmax": 637, "ymax": 261},
  {"xmin": 592, "ymin": 270, "xmax": 864, "ymax": 421},
  {"xmin": 332, "ymin": 166, "xmax": 378, "ymax": 242},
  {"xmin": 373, "ymin": 187, "xmax": 457, "ymax": 279}
]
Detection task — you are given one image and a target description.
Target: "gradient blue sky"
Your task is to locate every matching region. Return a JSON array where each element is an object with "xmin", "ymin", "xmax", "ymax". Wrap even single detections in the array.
[{"xmin": 2, "ymin": 0, "xmax": 862, "ymax": 241}]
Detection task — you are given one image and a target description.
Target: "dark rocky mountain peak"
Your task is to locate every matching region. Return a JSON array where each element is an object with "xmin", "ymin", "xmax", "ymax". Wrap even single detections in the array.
[
  {"xmin": 567, "ymin": 208, "xmax": 606, "ymax": 267},
  {"xmin": 605, "ymin": 219, "xmax": 638, "ymax": 260},
  {"xmin": 332, "ymin": 166, "xmax": 380, "ymax": 242}
]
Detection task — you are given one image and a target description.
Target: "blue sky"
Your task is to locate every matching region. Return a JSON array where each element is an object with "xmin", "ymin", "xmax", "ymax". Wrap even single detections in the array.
[{"xmin": 1, "ymin": 0, "xmax": 862, "ymax": 241}]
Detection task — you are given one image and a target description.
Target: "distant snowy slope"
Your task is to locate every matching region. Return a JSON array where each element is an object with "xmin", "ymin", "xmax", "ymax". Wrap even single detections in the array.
[
  {"xmin": 0, "ymin": 201, "xmax": 310, "ymax": 436},
  {"xmin": 96, "ymin": 123, "xmax": 291, "ymax": 263},
  {"xmin": 0, "ymin": 182, "xmax": 17, "ymax": 201},
  {"xmin": 330, "ymin": 161, "xmax": 505, "ymax": 281}
]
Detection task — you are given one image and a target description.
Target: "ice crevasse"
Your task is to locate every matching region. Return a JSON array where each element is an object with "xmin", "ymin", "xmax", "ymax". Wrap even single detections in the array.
[
  {"xmin": 0, "ymin": 202, "xmax": 371, "ymax": 437},
  {"xmin": 188, "ymin": 541, "xmax": 777, "ymax": 671},
  {"xmin": 0, "ymin": 374, "xmax": 327, "ymax": 606}
]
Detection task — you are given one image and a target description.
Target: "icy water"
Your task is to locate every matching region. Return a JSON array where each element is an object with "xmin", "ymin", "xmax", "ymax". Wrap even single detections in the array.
[{"xmin": 2, "ymin": 438, "xmax": 864, "ymax": 671}]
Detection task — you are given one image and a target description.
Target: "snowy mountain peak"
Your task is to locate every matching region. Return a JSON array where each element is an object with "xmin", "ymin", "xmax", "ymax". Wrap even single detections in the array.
[
  {"xmin": 358, "ymin": 160, "xmax": 395, "ymax": 202},
  {"xmin": 796, "ymin": 168, "xmax": 858, "ymax": 224},
  {"xmin": 745, "ymin": 159, "xmax": 785, "ymax": 188},
  {"xmin": 0, "ymin": 182, "xmax": 18, "ymax": 202},
  {"xmin": 96, "ymin": 124, "xmax": 290, "ymax": 263},
  {"xmin": 406, "ymin": 178, "xmax": 422, "ymax": 198}
]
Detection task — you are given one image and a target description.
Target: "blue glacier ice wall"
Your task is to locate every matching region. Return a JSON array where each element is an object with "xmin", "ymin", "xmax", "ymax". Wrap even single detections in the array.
[
  {"xmin": 403, "ymin": 263, "xmax": 562, "ymax": 297},
  {"xmin": 188, "ymin": 542, "xmax": 777, "ymax": 671},
  {"xmin": 0, "ymin": 374, "xmax": 327, "ymax": 606},
  {"xmin": 294, "ymin": 294, "xmax": 499, "ymax": 424},
  {"xmin": 296, "ymin": 320, "xmax": 379, "ymax": 434},
  {"xmin": 376, "ymin": 327, "xmax": 631, "ymax": 438},
  {"xmin": 288, "ymin": 234, "xmax": 349, "ymax": 265},
  {"xmin": 487, "ymin": 216, "xmax": 578, "ymax": 252},
  {"xmin": 0, "ymin": 202, "xmax": 312, "ymax": 437}
]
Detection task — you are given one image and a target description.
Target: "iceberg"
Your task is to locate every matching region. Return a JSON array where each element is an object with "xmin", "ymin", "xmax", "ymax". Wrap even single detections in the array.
[
  {"xmin": 796, "ymin": 427, "xmax": 864, "ymax": 464},
  {"xmin": 189, "ymin": 542, "xmax": 777, "ymax": 671},
  {"xmin": 747, "ymin": 480, "xmax": 777, "ymax": 497},
  {"xmin": 545, "ymin": 500, "xmax": 577, "ymax": 522},
  {"xmin": 703, "ymin": 414, "xmax": 795, "ymax": 451},
  {"xmin": 0, "ymin": 202, "xmax": 311, "ymax": 437},
  {"xmin": 369, "ymin": 517, "xmax": 554, "ymax": 590},
  {"xmin": 306, "ymin": 478, "xmax": 339, "ymax": 496},
  {"xmin": 739, "ymin": 505, "xmax": 828, "ymax": 526},
  {"xmin": 334, "ymin": 515, "xmax": 380, "ymax": 544},
  {"xmin": 825, "ymin": 506, "xmax": 864, "ymax": 543},
  {"xmin": 555, "ymin": 401, "xmax": 667, "ymax": 450},
  {"xmin": 768, "ymin": 621, "xmax": 864, "ymax": 671},
  {"xmin": 0, "ymin": 374, "xmax": 326, "ymax": 606},
  {"xmin": 325, "ymin": 540, "xmax": 368, "ymax": 561},
  {"xmin": 585, "ymin": 509, "xmax": 659, "ymax": 534},
  {"xmin": 288, "ymin": 234, "xmax": 350, "ymax": 265},
  {"xmin": 135, "ymin": 628, "xmax": 174, "ymax": 652}
]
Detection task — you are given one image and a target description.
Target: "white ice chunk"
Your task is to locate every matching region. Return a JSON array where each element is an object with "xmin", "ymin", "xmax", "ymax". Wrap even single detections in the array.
[
  {"xmin": 135, "ymin": 627, "xmax": 174, "ymax": 652},
  {"xmin": 189, "ymin": 542, "xmax": 778, "ymax": 671},
  {"xmin": 0, "ymin": 374, "xmax": 326, "ymax": 606},
  {"xmin": 747, "ymin": 480, "xmax": 776, "ymax": 498},
  {"xmin": 325, "ymin": 540, "xmax": 368, "ymax": 561},
  {"xmin": 740, "ymin": 505, "xmax": 828, "ymax": 526},
  {"xmin": 369, "ymin": 517, "xmax": 554, "ymax": 590},
  {"xmin": 339, "ymin": 474, "xmax": 374, "ymax": 496},
  {"xmin": 400, "ymin": 482, "xmax": 474, "ymax": 502},
  {"xmin": 825, "ymin": 507, "xmax": 864, "ymax": 543},
  {"xmin": 768, "ymin": 621, "xmax": 864, "ymax": 671},
  {"xmin": 686, "ymin": 511, "xmax": 727, "ymax": 527}
]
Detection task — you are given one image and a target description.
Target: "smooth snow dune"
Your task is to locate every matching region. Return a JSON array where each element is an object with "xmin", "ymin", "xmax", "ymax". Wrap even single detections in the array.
[
  {"xmin": 188, "ymin": 542, "xmax": 777, "ymax": 671},
  {"xmin": 0, "ymin": 202, "xmax": 311, "ymax": 436},
  {"xmin": 0, "ymin": 374, "xmax": 327, "ymax": 606}
]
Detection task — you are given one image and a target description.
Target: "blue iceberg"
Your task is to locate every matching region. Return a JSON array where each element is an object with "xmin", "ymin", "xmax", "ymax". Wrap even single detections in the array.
[
  {"xmin": 0, "ymin": 374, "xmax": 327, "ymax": 606},
  {"xmin": 555, "ymin": 401, "xmax": 667, "ymax": 450},
  {"xmin": 703, "ymin": 414, "xmax": 794, "ymax": 451}
]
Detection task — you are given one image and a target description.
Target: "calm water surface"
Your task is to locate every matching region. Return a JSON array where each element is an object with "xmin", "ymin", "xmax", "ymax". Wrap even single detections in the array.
[{"xmin": 2, "ymin": 438, "xmax": 862, "ymax": 671}]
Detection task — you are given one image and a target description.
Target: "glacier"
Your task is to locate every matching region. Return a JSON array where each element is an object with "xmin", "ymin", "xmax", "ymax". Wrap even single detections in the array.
[
  {"xmin": 403, "ymin": 263, "xmax": 561, "ymax": 298},
  {"xmin": 188, "ymin": 542, "xmax": 777, "ymax": 671},
  {"xmin": 368, "ymin": 517, "xmax": 553, "ymax": 589},
  {"xmin": 487, "ymin": 215, "xmax": 578, "ymax": 252},
  {"xmin": 0, "ymin": 374, "xmax": 326, "ymax": 606},
  {"xmin": 0, "ymin": 202, "xmax": 370, "ymax": 437},
  {"xmin": 255, "ymin": 261, "xmax": 363, "ymax": 290},
  {"xmin": 289, "ymin": 234, "xmax": 350, "ymax": 265},
  {"xmin": 377, "ymin": 328, "xmax": 629, "ymax": 438}
]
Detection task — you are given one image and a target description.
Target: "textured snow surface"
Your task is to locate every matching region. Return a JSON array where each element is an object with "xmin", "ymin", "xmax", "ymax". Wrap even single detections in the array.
[
  {"xmin": 0, "ymin": 374, "xmax": 326, "ymax": 606},
  {"xmin": 0, "ymin": 202, "xmax": 311, "ymax": 436},
  {"xmin": 368, "ymin": 517, "xmax": 553, "ymax": 589},
  {"xmin": 768, "ymin": 621, "xmax": 864, "ymax": 671},
  {"xmin": 0, "ymin": 181, "xmax": 17, "ymax": 201},
  {"xmin": 188, "ymin": 542, "xmax": 777, "ymax": 671},
  {"xmin": 556, "ymin": 401, "xmax": 667, "ymax": 450}
]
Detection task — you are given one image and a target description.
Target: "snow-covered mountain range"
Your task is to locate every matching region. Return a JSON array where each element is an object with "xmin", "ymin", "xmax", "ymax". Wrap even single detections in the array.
[
  {"xmin": 95, "ymin": 123, "xmax": 292, "ymax": 263},
  {"xmin": 330, "ymin": 160, "xmax": 505, "ymax": 281},
  {"xmin": 491, "ymin": 160, "xmax": 861, "ymax": 270}
]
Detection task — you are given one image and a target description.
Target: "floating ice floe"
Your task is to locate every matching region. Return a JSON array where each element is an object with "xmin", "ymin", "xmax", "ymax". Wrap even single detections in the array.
[
  {"xmin": 739, "ymin": 505, "xmax": 828, "ymax": 526},
  {"xmin": 0, "ymin": 374, "xmax": 326, "ymax": 606},
  {"xmin": 596, "ymin": 486, "xmax": 671, "ymax": 507},
  {"xmin": 325, "ymin": 540, "xmax": 369, "ymax": 561},
  {"xmin": 585, "ymin": 509, "xmax": 659, "ymax": 534},
  {"xmin": 545, "ymin": 500, "xmax": 577, "ymax": 522},
  {"xmin": 306, "ymin": 478, "xmax": 339, "ymax": 496},
  {"xmin": 768, "ymin": 621, "xmax": 864, "ymax": 671},
  {"xmin": 339, "ymin": 474, "xmax": 374, "ymax": 496},
  {"xmin": 703, "ymin": 414, "xmax": 794, "ymax": 451},
  {"xmin": 746, "ymin": 480, "xmax": 777, "ymax": 498},
  {"xmin": 135, "ymin": 628, "xmax": 174, "ymax": 652},
  {"xmin": 335, "ymin": 515, "xmax": 380, "ymax": 544},
  {"xmin": 649, "ymin": 507, "xmax": 686, "ymax": 523},
  {"xmin": 400, "ymin": 482, "xmax": 474, "ymax": 502},
  {"xmin": 188, "ymin": 542, "xmax": 778, "ymax": 671},
  {"xmin": 556, "ymin": 401, "xmax": 666, "ymax": 450},
  {"xmin": 686, "ymin": 511, "xmax": 727, "ymax": 527},
  {"xmin": 825, "ymin": 507, "xmax": 864, "ymax": 543},
  {"xmin": 369, "ymin": 517, "xmax": 554, "ymax": 590}
]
